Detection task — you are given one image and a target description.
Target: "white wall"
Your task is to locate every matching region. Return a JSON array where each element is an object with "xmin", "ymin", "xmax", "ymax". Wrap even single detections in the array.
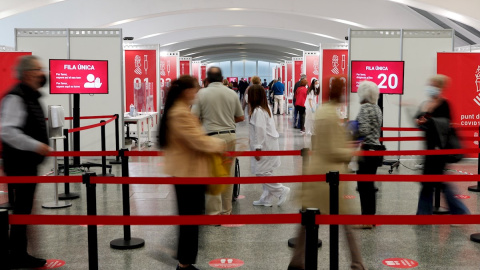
[{"xmin": 16, "ymin": 28, "xmax": 123, "ymax": 155}]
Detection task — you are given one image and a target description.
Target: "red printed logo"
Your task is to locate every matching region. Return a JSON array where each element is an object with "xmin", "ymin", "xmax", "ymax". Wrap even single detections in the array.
[
  {"xmin": 209, "ymin": 258, "xmax": 244, "ymax": 268},
  {"xmin": 343, "ymin": 195, "xmax": 355, "ymax": 199},
  {"xmin": 455, "ymin": 195, "xmax": 470, "ymax": 199},
  {"xmin": 382, "ymin": 258, "xmax": 418, "ymax": 268},
  {"xmin": 37, "ymin": 259, "xmax": 66, "ymax": 269}
]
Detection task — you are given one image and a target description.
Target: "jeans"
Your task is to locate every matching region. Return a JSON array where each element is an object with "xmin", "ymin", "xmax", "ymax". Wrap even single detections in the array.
[
  {"xmin": 293, "ymin": 104, "xmax": 299, "ymax": 128},
  {"xmin": 416, "ymin": 182, "xmax": 470, "ymax": 215}
]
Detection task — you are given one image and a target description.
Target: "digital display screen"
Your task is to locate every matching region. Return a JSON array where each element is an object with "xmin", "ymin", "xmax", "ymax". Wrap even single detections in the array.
[
  {"xmin": 351, "ymin": 61, "xmax": 404, "ymax": 94},
  {"xmin": 49, "ymin": 59, "xmax": 108, "ymax": 94}
]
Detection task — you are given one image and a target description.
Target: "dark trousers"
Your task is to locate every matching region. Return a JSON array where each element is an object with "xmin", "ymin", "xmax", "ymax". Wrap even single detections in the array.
[
  {"xmin": 174, "ymin": 184, "xmax": 206, "ymax": 265},
  {"xmin": 295, "ymin": 106, "xmax": 306, "ymax": 131},
  {"xmin": 239, "ymin": 90, "xmax": 245, "ymax": 103},
  {"xmin": 7, "ymin": 167, "xmax": 37, "ymax": 255},
  {"xmin": 357, "ymin": 157, "xmax": 378, "ymax": 215}
]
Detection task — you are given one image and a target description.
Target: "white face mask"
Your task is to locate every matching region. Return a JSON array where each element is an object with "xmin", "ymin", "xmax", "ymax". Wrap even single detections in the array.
[
  {"xmin": 315, "ymin": 84, "xmax": 319, "ymax": 89},
  {"xmin": 425, "ymin": 86, "xmax": 440, "ymax": 97}
]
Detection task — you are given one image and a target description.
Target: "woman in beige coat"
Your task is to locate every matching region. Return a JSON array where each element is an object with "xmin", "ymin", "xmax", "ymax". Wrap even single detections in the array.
[
  {"xmin": 159, "ymin": 75, "xmax": 225, "ymax": 270},
  {"xmin": 288, "ymin": 77, "xmax": 366, "ymax": 270}
]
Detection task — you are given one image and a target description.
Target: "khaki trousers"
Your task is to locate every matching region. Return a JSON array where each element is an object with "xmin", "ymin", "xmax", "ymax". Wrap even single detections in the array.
[{"xmin": 206, "ymin": 132, "xmax": 236, "ymax": 215}]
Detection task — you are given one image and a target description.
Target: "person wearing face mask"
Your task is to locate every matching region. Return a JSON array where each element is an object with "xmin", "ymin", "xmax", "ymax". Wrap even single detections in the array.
[
  {"xmin": 415, "ymin": 74, "xmax": 470, "ymax": 216},
  {"xmin": 1, "ymin": 55, "xmax": 50, "ymax": 269},
  {"xmin": 304, "ymin": 78, "xmax": 319, "ymax": 135}
]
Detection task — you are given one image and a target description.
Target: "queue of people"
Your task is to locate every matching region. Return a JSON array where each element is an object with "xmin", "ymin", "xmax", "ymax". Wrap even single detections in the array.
[{"xmin": 1, "ymin": 57, "xmax": 470, "ymax": 269}]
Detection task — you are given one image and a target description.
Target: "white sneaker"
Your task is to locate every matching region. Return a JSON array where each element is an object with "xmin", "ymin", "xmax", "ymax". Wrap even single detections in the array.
[
  {"xmin": 277, "ymin": 187, "xmax": 291, "ymax": 206},
  {"xmin": 253, "ymin": 200, "xmax": 273, "ymax": 207}
]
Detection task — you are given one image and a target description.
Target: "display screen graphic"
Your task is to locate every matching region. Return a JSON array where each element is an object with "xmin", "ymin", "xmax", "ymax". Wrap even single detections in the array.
[
  {"xmin": 49, "ymin": 59, "xmax": 108, "ymax": 94},
  {"xmin": 351, "ymin": 61, "xmax": 404, "ymax": 94}
]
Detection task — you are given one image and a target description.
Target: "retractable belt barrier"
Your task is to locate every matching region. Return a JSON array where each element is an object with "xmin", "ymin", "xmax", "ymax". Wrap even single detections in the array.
[
  {"xmin": 68, "ymin": 115, "xmax": 117, "ymax": 133},
  {"xmin": 2, "ymin": 146, "xmax": 480, "ymax": 270}
]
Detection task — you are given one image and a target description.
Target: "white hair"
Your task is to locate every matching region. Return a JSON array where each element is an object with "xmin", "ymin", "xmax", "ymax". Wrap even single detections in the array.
[{"xmin": 358, "ymin": 81, "xmax": 379, "ymax": 104}]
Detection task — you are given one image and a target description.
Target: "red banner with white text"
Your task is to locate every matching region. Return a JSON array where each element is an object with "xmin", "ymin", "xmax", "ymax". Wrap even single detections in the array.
[
  {"xmin": 438, "ymin": 52, "xmax": 480, "ymax": 156},
  {"xmin": 125, "ymin": 50, "xmax": 157, "ymax": 112},
  {"xmin": 179, "ymin": 60, "xmax": 190, "ymax": 76},
  {"xmin": 160, "ymin": 54, "xmax": 178, "ymax": 105},
  {"xmin": 287, "ymin": 62, "xmax": 293, "ymax": 96},
  {"xmin": 192, "ymin": 62, "xmax": 200, "ymax": 81},
  {"xmin": 293, "ymin": 60, "xmax": 303, "ymax": 85},
  {"xmin": 305, "ymin": 53, "xmax": 320, "ymax": 86},
  {"xmin": 322, "ymin": 49, "xmax": 348, "ymax": 104},
  {"xmin": 200, "ymin": 65, "xmax": 207, "ymax": 86}
]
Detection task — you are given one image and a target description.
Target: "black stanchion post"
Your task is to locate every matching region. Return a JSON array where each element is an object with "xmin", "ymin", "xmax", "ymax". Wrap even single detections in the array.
[
  {"xmin": 100, "ymin": 120, "xmax": 114, "ymax": 177},
  {"xmin": 59, "ymin": 128, "xmax": 80, "ymax": 200},
  {"xmin": 303, "ymin": 208, "xmax": 320, "ymax": 270},
  {"xmin": 468, "ymin": 125, "xmax": 480, "ymax": 192},
  {"xmin": 110, "ymin": 114, "xmax": 121, "ymax": 165},
  {"xmin": 73, "ymin": 94, "xmax": 80, "ymax": 166},
  {"xmin": 0, "ymin": 209, "xmax": 9, "ymax": 266},
  {"xmin": 110, "ymin": 149, "xmax": 145, "ymax": 250},
  {"xmin": 288, "ymin": 148, "xmax": 322, "ymax": 248},
  {"xmin": 83, "ymin": 172, "xmax": 98, "ymax": 270},
  {"xmin": 327, "ymin": 171, "xmax": 339, "ymax": 270}
]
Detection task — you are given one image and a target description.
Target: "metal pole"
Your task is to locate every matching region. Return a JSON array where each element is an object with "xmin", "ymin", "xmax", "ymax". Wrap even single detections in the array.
[
  {"xmin": 42, "ymin": 138, "xmax": 71, "ymax": 209},
  {"xmin": 0, "ymin": 210, "xmax": 8, "ymax": 266},
  {"xmin": 303, "ymin": 208, "xmax": 320, "ymax": 270},
  {"xmin": 73, "ymin": 94, "xmax": 80, "ymax": 166},
  {"xmin": 84, "ymin": 172, "xmax": 98, "ymax": 270},
  {"xmin": 0, "ymin": 185, "xmax": 14, "ymax": 210},
  {"xmin": 110, "ymin": 149, "xmax": 145, "ymax": 249},
  {"xmin": 327, "ymin": 171, "xmax": 339, "ymax": 270},
  {"xmin": 110, "ymin": 114, "xmax": 121, "ymax": 164},
  {"xmin": 59, "ymin": 128, "xmax": 79, "ymax": 200},
  {"xmin": 100, "ymin": 120, "xmax": 114, "ymax": 177}
]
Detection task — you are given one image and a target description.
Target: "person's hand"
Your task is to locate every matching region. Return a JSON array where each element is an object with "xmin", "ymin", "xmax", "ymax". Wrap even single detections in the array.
[
  {"xmin": 416, "ymin": 116, "xmax": 427, "ymax": 125},
  {"xmin": 255, "ymin": 149, "xmax": 261, "ymax": 161},
  {"xmin": 36, "ymin": 143, "xmax": 51, "ymax": 156}
]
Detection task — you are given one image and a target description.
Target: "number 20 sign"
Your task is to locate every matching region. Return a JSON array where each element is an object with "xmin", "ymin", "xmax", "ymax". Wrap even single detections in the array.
[{"xmin": 350, "ymin": 61, "xmax": 405, "ymax": 95}]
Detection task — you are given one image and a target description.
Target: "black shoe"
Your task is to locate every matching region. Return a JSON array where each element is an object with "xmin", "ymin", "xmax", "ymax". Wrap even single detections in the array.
[
  {"xmin": 8, "ymin": 254, "xmax": 47, "ymax": 269},
  {"xmin": 176, "ymin": 264, "xmax": 199, "ymax": 270}
]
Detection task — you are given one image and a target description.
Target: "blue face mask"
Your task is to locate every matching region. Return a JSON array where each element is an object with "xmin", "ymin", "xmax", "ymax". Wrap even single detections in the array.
[{"xmin": 425, "ymin": 86, "xmax": 440, "ymax": 97}]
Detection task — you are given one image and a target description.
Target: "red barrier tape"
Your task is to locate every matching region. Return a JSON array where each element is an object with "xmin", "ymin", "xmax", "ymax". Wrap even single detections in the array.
[
  {"xmin": 9, "ymin": 213, "xmax": 301, "ymax": 225},
  {"xmin": 0, "ymin": 176, "xmax": 82, "ymax": 184},
  {"xmin": 382, "ymin": 126, "xmax": 479, "ymax": 132},
  {"xmin": 48, "ymin": 151, "xmax": 118, "ymax": 157},
  {"xmin": 357, "ymin": 148, "xmax": 480, "ymax": 156},
  {"xmin": 68, "ymin": 115, "xmax": 117, "ymax": 133},
  {"xmin": 317, "ymin": 214, "xmax": 480, "ymax": 225},
  {"xmin": 91, "ymin": 175, "xmax": 326, "ymax": 185},
  {"xmin": 340, "ymin": 174, "xmax": 480, "ymax": 182},
  {"xmin": 380, "ymin": 136, "xmax": 480, "ymax": 142},
  {"xmin": 9, "ymin": 213, "xmax": 480, "ymax": 226},
  {"xmin": 125, "ymin": 150, "xmax": 302, "ymax": 157}
]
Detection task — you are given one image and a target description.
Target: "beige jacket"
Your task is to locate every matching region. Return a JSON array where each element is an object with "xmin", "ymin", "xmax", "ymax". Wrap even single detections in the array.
[
  {"xmin": 303, "ymin": 102, "xmax": 356, "ymax": 214},
  {"xmin": 163, "ymin": 101, "xmax": 225, "ymax": 177}
]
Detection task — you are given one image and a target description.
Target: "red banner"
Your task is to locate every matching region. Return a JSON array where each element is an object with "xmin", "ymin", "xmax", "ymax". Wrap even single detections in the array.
[
  {"xmin": 287, "ymin": 62, "xmax": 293, "ymax": 96},
  {"xmin": 293, "ymin": 60, "xmax": 303, "ymax": 85},
  {"xmin": 192, "ymin": 62, "xmax": 200, "ymax": 80},
  {"xmin": 160, "ymin": 55, "xmax": 178, "ymax": 105},
  {"xmin": 351, "ymin": 61, "xmax": 404, "ymax": 94},
  {"xmin": 179, "ymin": 60, "xmax": 190, "ymax": 76},
  {"xmin": 125, "ymin": 50, "xmax": 157, "ymax": 112},
  {"xmin": 438, "ymin": 52, "xmax": 480, "ymax": 156},
  {"xmin": 200, "ymin": 65, "xmax": 206, "ymax": 85},
  {"xmin": 305, "ymin": 53, "xmax": 319, "ymax": 87},
  {"xmin": 0, "ymin": 52, "xmax": 31, "ymax": 98},
  {"xmin": 322, "ymin": 50, "xmax": 348, "ymax": 103},
  {"xmin": 282, "ymin": 65, "xmax": 286, "ymax": 84}
]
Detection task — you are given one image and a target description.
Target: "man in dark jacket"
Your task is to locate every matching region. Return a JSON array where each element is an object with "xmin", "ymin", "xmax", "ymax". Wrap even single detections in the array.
[
  {"xmin": 238, "ymin": 78, "xmax": 248, "ymax": 102},
  {"xmin": 293, "ymin": 74, "xmax": 306, "ymax": 128},
  {"xmin": 1, "ymin": 55, "xmax": 50, "ymax": 269}
]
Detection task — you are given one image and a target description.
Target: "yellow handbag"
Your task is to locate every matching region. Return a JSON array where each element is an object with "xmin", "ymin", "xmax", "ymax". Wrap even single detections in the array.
[{"xmin": 206, "ymin": 154, "xmax": 229, "ymax": 195}]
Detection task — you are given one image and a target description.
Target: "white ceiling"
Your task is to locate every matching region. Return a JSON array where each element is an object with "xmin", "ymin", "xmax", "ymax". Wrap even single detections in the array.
[{"xmin": 0, "ymin": 0, "xmax": 479, "ymax": 63}]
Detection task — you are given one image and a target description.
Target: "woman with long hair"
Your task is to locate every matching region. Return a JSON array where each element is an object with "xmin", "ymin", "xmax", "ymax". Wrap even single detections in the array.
[
  {"xmin": 247, "ymin": 84, "xmax": 290, "ymax": 206},
  {"xmin": 304, "ymin": 79, "xmax": 319, "ymax": 135},
  {"xmin": 158, "ymin": 75, "xmax": 226, "ymax": 270}
]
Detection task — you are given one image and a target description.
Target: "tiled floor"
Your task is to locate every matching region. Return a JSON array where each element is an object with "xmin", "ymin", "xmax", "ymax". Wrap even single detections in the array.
[{"xmin": 1, "ymin": 114, "xmax": 480, "ymax": 269}]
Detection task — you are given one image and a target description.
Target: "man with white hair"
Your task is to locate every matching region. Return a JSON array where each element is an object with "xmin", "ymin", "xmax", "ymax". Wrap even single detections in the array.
[{"xmin": 1, "ymin": 55, "xmax": 50, "ymax": 269}]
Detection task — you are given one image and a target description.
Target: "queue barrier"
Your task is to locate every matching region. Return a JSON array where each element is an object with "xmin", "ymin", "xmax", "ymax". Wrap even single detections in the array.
[{"xmin": 2, "ymin": 146, "xmax": 480, "ymax": 269}]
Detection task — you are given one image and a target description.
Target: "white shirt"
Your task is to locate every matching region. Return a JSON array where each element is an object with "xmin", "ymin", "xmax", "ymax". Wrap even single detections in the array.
[{"xmin": 249, "ymin": 107, "xmax": 280, "ymax": 174}]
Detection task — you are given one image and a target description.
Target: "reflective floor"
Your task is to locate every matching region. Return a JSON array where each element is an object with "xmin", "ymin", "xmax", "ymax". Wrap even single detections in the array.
[{"xmin": 1, "ymin": 113, "xmax": 480, "ymax": 269}]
